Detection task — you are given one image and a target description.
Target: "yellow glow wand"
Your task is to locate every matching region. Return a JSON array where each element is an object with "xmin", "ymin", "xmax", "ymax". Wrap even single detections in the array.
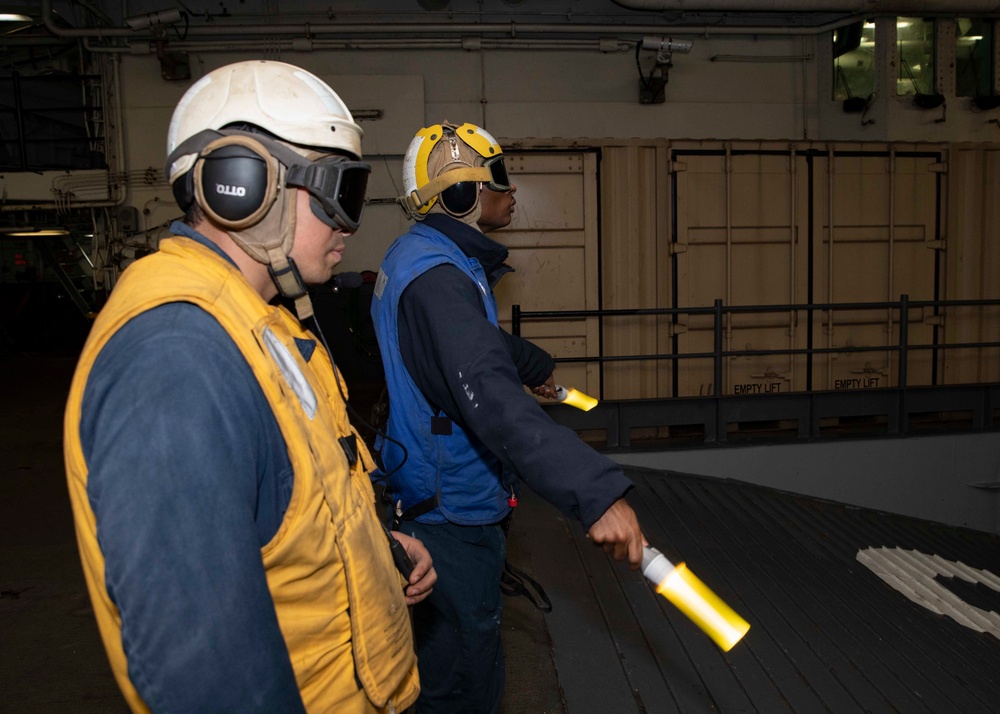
[
  {"xmin": 642, "ymin": 546, "xmax": 750, "ymax": 651},
  {"xmin": 554, "ymin": 385, "xmax": 598, "ymax": 411}
]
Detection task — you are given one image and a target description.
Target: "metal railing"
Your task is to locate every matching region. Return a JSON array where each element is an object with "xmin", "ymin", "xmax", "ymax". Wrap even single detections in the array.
[{"xmin": 512, "ymin": 295, "xmax": 1000, "ymax": 447}]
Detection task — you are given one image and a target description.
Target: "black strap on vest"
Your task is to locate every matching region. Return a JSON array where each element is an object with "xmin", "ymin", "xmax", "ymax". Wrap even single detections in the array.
[
  {"xmin": 390, "ymin": 494, "xmax": 439, "ymax": 530},
  {"xmin": 338, "ymin": 434, "xmax": 358, "ymax": 467},
  {"xmin": 381, "ymin": 413, "xmax": 448, "ymax": 526}
]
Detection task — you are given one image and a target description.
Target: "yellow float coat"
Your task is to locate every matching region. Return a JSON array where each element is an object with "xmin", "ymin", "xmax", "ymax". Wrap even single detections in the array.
[{"xmin": 64, "ymin": 236, "xmax": 418, "ymax": 713}]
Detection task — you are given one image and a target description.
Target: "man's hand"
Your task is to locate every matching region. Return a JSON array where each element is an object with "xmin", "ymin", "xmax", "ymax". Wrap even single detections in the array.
[
  {"xmin": 530, "ymin": 374, "xmax": 558, "ymax": 400},
  {"xmin": 586, "ymin": 498, "xmax": 647, "ymax": 570},
  {"xmin": 390, "ymin": 531, "xmax": 438, "ymax": 605}
]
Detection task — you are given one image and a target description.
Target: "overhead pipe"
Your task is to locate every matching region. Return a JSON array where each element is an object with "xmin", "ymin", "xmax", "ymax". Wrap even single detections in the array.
[
  {"xmin": 94, "ymin": 38, "xmax": 635, "ymax": 54},
  {"xmin": 42, "ymin": 0, "xmax": 132, "ymax": 38},
  {"xmin": 37, "ymin": 0, "xmax": 868, "ymax": 45},
  {"xmin": 612, "ymin": 0, "xmax": 1000, "ymax": 12}
]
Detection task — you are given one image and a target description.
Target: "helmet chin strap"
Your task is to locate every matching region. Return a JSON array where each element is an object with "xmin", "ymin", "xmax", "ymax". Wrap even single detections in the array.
[
  {"xmin": 267, "ymin": 249, "xmax": 316, "ymax": 322},
  {"xmin": 226, "ymin": 177, "xmax": 317, "ymax": 321}
]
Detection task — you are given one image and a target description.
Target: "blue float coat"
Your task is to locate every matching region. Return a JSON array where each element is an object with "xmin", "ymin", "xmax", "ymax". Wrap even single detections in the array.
[{"xmin": 374, "ymin": 213, "xmax": 632, "ymax": 530}]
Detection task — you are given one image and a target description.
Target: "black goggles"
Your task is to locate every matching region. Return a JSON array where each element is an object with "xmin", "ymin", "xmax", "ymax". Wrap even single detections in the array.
[
  {"xmin": 483, "ymin": 155, "xmax": 511, "ymax": 192},
  {"xmin": 285, "ymin": 158, "xmax": 371, "ymax": 232}
]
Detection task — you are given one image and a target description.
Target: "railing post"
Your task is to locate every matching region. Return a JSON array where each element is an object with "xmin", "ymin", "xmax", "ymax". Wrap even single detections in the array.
[
  {"xmin": 714, "ymin": 299, "xmax": 725, "ymax": 443},
  {"xmin": 898, "ymin": 294, "xmax": 908, "ymax": 435},
  {"xmin": 511, "ymin": 304, "xmax": 521, "ymax": 337},
  {"xmin": 12, "ymin": 71, "xmax": 28, "ymax": 172},
  {"xmin": 898, "ymin": 294, "xmax": 908, "ymax": 389},
  {"xmin": 806, "ymin": 301, "xmax": 814, "ymax": 391},
  {"xmin": 713, "ymin": 299, "xmax": 724, "ymax": 396}
]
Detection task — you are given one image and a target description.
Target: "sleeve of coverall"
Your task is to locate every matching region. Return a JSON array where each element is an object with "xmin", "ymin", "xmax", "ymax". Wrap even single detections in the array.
[
  {"xmin": 80, "ymin": 304, "xmax": 306, "ymax": 713},
  {"xmin": 498, "ymin": 328, "xmax": 555, "ymax": 389},
  {"xmin": 398, "ymin": 264, "xmax": 632, "ymax": 529}
]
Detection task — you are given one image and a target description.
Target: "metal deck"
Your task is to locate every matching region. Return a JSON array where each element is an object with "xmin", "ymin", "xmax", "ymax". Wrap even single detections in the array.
[
  {"xmin": 3, "ymin": 355, "xmax": 999, "ymax": 712},
  {"xmin": 503, "ymin": 467, "xmax": 1000, "ymax": 714}
]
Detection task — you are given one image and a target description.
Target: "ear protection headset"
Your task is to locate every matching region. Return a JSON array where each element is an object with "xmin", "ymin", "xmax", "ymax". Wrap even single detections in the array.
[
  {"xmin": 398, "ymin": 122, "xmax": 510, "ymax": 221},
  {"xmin": 188, "ymin": 134, "xmax": 281, "ymax": 229},
  {"xmin": 168, "ymin": 128, "xmax": 371, "ymax": 234}
]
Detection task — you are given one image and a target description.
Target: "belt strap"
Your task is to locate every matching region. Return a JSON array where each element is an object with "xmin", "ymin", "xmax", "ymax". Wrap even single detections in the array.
[{"xmin": 391, "ymin": 494, "xmax": 439, "ymax": 529}]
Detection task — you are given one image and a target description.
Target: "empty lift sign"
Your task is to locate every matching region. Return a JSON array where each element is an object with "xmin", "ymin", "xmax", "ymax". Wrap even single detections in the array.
[
  {"xmin": 834, "ymin": 363, "xmax": 886, "ymax": 390},
  {"xmin": 734, "ymin": 382, "xmax": 783, "ymax": 394},
  {"xmin": 834, "ymin": 377, "xmax": 881, "ymax": 389}
]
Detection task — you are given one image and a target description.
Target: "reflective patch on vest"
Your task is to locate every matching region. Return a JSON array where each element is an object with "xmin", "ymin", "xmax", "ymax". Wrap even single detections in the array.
[
  {"xmin": 374, "ymin": 268, "xmax": 388, "ymax": 300},
  {"xmin": 263, "ymin": 326, "xmax": 318, "ymax": 419}
]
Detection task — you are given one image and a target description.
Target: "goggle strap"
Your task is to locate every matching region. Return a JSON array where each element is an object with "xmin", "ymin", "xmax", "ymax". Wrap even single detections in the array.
[{"xmin": 401, "ymin": 166, "xmax": 492, "ymax": 212}]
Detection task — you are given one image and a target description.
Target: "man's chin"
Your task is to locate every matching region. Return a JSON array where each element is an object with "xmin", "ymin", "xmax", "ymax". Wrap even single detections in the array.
[{"xmin": 300, "ymin": 268, "xmax": 335, "ymax": 287}]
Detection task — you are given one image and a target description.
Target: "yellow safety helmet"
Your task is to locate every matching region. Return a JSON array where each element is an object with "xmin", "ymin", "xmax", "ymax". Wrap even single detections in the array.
[{"xmin": 398, "ymin": 122, "xmax": 510, "ymax": 221}]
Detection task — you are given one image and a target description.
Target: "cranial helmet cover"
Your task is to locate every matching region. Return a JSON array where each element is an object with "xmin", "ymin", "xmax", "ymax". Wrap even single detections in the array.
[{"xmin": 398, "ymin": 121, "xmax": 508, "ymax": 227}]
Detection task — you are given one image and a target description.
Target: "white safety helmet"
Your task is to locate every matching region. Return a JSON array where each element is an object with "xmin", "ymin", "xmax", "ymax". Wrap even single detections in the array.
[
  {"xmin": 397, "ymin": 122, "xmax": 510, "ymax": 225},
  {"xmin": 163, "ymin": 60, "xmax": 370, "ymax": 318},
  {"xmin": 166, "ymin": 60, "xmax": 364, "ymax": 182}
]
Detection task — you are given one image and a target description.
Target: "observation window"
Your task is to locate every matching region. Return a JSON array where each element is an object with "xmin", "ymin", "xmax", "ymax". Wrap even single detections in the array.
[
  {"xmin": 956, "ymin": 18, "xmax": 994, "ymax": 98},
  {"xmin": 896, "ymin": 18, "xmax": 935, "ymax": 96},
  {"xmin": 833, "ymin": 20, "xmax": 875, "ymax": 102}
]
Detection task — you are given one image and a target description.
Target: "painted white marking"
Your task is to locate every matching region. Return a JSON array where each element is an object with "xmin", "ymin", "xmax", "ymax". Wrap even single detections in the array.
[
  {"xmin": 857, "ymin": 547, "xmax": 1000, "ymax": 640},
  {"xmin": 462, "ymin": 383, "xmax": 475, "ymax": 402}
]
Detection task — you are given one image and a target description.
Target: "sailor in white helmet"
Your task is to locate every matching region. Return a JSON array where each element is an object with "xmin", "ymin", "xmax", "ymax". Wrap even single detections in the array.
[
  {"xmin": 370, "ymin": 122, "xmax": 646, "ymax": 713},
  {"xmin": 64, "ymin": 60, "xmax": 435, "ymax": 714}
]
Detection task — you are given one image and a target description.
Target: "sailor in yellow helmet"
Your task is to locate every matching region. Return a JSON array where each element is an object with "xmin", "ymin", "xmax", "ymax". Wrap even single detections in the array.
[
  {"xmin": 63, "ymin": 60, "xmax": 436, "ymax": 713},
  {"xmin": 397, "ymin": 121, "xmax": 511, "ymax": 225},
  {"xmin": 371, "ymin": 122, "xmax": 646, "ymax": 712}
]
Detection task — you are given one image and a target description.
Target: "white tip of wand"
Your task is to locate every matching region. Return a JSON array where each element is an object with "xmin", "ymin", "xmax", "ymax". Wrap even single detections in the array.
[{"xmin": 554, "ymin": 385, "xmax": 599, "ymax": 411}]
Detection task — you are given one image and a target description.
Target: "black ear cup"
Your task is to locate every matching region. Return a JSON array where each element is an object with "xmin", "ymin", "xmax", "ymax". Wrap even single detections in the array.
[
  {"xmin": 172, "ymin": 169, "xmax": 195, "ymax": 211},
  {"xmin": 440, "ymin": 180, "xmax": 478, "ymax": 216},
  {"xmin": 199, "ymin": 145, "xmax": 269, "ymax": 221},
  {"xmin": 191, "ymin": 135, "xmax": 279, "ymax": 230}
]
